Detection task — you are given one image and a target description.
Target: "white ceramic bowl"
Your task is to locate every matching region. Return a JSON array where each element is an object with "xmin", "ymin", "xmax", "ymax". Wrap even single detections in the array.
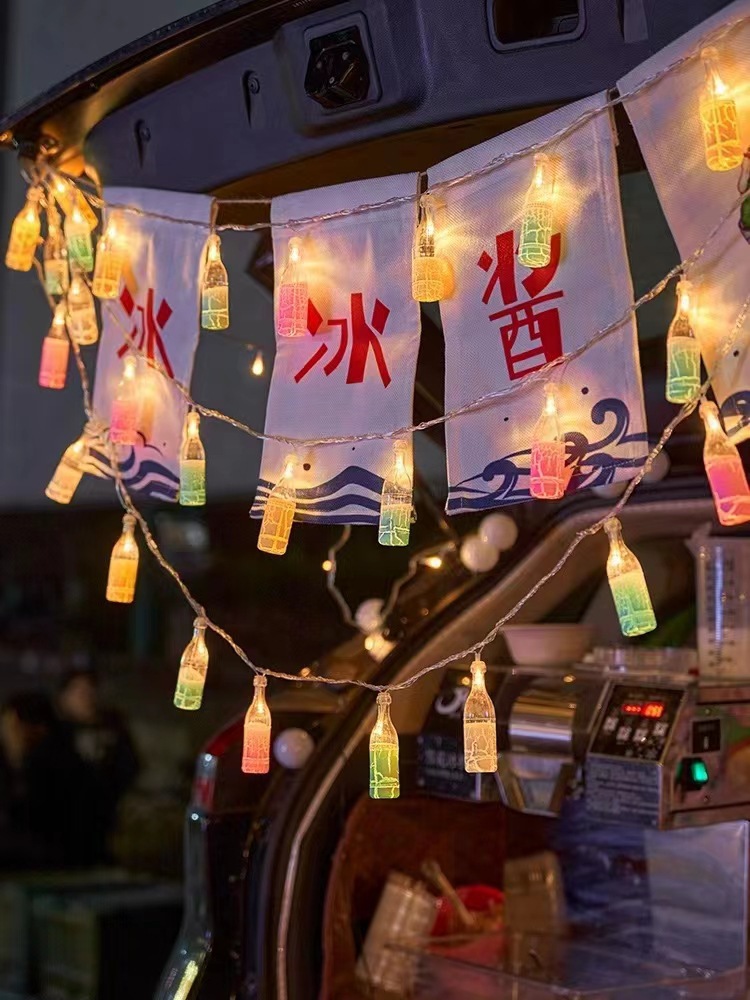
[{"xmin": 502, "ymin": 623, "xmax": 594, "ymax": 667}]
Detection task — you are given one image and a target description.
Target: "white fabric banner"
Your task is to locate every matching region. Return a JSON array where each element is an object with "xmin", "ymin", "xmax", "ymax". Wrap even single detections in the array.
[
  {"xmin": 91, "ymin": 188, "xmax": 212, "ymax": 500},
  {"xmin": 251, "ymin": 174, "xmax": 421, "ymax": 524},
  {"xmin": 428, "ymin": 92, "xmax": 648, "ymax": 515},
  {"xmin": 619, "ymin": 0, "xmax": 750, "ymax": 439}
]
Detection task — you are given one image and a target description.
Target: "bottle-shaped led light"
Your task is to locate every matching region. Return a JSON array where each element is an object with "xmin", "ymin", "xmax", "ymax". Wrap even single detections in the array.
[
  {"xmin": 43, "ymin": 203, "xmax": 69, "ymax": 295},
  {"xmin": 45, "ymin": 429, "xmax": 88, "ymax": 504},
  {"xmin": 699, "ymin": 399, "xmax": 750, "ymax": 526},
  {"xmin": 179, "ymin": 410, "xmax": 206, "ymax": 507},
  {"xmin": 51, "ymin": 176, "xmax": 98, "ymax": 230},
  {"xmin": 250, "ymin": 350, "xmax": 265, "ymax": 377},
  {"xmin": 604, "ymin": 517, "xmax": 656, "ymax": 638},
  {"xmin": 39, "ymin": 303, "xmax": 70, "ymax": 390},
  {"xmin": 699, "ymin": 47, "xmax": 742, "ymax": 172},
  {"xmin": 370, "ymin": 692, "xmax": 399, "ymax": 799},
  {"xmin": 64, "ymin": 204, "xmax": 94, "ymax": 272},
  {"xmin": 411, "ymin": 199, "xmax": 450, "ymax": 302},
  {"xmin": 530, "ymin": 383, "xmax": 566, "ymax": 500},
  {"xmin": 257, "ymin": 454, "xmax": 297, "ymax": 556},
  {"xmin": 67, "ymin": 269, "xmax": 98, "ymax": 345},
  {"xmin": 110, "ymin": 354, "xmax": 140, "ymax": 445},
  {"xmin": 92, "ymin": 214, "xmax": 127, "ymax": 299},
  {"xmin": 518, "ymin": 153, "xmax": 555, "ymax": 269},
  {"xmin": 242, "ymin": 675, "xmax": 271, "ymax": 774},
  {"xmin": 201, "ymin": 233, "xmax": 229, "ymax": 330},
  {"xmin": 106, "ymin": 513, "xmax": 139, "ymax": 604},
  {"xmin": 277, "ymin": 237, "xmax": 308, "ymax": 337},
  {"xmin": 6, "ymin": 186, "xmax": 42, "ymax": 272},
  {"xmin": 174, "ymin": 617, "xmax": 209, "ymax": 711},
  {"xmin": 666, "ymin": 277, "xmax": 700, "ymax": 403},
  {"xmin": 463, "ymin": 657, "xmax": 497, "ymax": 773},
  {"xmin": 378, "ymin": 439, "xmax": 413, "ymax": 547}
]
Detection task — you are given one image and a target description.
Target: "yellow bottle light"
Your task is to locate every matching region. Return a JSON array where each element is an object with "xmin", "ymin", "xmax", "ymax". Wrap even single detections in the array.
[
  {"xmin": 45, "ymin": 430, "xmax": 89, "ymax": 504},
  {"xmin": 106, "ymin": 513, "xmax": 139, "ymax": 604},
  {"xmin": 6, "ymin": 186, "xmax": 42, "ymax": 272},
  {"xmin": 369, "ymin": 691, "xmax": 399, "ymax": 799},
  {"xmin": 64, "ymin": 205, "xmax": 94, "ymax": 272},
  {"xmin": 518, "ymin": 153, "xmax": 555, "ymax": 269},
  {"xmin": 378, "ymin": 439, "xmax": 413, "ymax": 547},
  {"xmin": 38, "ymin": 303, "xmax": 70, "ymax": 390},
  {"xmin": 699, "ymin": 46, "xmax": 742, "ymax": 171},
  {"xmin": 463, "ymin": 656, "xmax": 498, "ymax": 773},
  {"xmin": 92, "ymin": 214, "xmax": 127, "ymax": 299},
  {"xmin": 43, "ymin": 203, "xmax": 69, "ymax": 295},
  {"xmin": 277, "ymin": 237, "xmax": 308, "ymax": 337},
  {"xmin": 242, "ymin": 675, "xmax": 271, "ymax": 774},
  {"xmin": 110, "ymin": 354, "xmax": 140, "ymax": 445},
  {"xmin": 251, "ymin": 350, "xmax": 265, "ymax": 377},
  {"xmin": 201, "ymin": 233, "xmax": 229, "ymax": 330},
  {"xmin": 604, "ymin": 517, "xmax": 657, "ymax": 638},
  {"xmin": 51, "ymin": 176, "xmax": 98, "ymax": 231},
  {"xmin": 530, "ymin": 382, "xmax": 566, "ymax": 500},
  {"xmin": 67, "ymin": 269, "xmax": 99, "ymax": 345},
  {"xmin": 665, "ymin": 277, "xmax": 700, "ymax": 404},
  {"xmin": 179, "ymin": 410, "xmax": 206, "ymax": 507},
  {"xmin": 257, "ymin": 454, "xmax": 297, "ymax": 556},
  {"xmin": 411, "ymin": 199, "xmax": 450, "ymax": 302},
  {"xmin": 174, "ymin": 617, "xmax": 209, "ymax": 711},
  {"xmin": 699, "ymin": 399, "xmax": 750, "ymax": 526}
]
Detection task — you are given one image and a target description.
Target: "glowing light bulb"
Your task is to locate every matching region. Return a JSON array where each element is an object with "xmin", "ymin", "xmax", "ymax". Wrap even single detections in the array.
[
  {"xmin": 110, "ymin": 354, "xmax": 140, "ymax": 445},
  {"xmin": 604, "ymin": 517, "xmax": 656, "ymax": 637},
  {"xmin": 369, "ymin": 691, "xmax": 399, "ymax": 799},
  {"xmin": 412, "ymin": 200, "xmax": 450, "ymax": 302},
  {"xmin": 5, "ymin": 187, "xmax": 42, "ymax": 272},
  {"xmin": 277, "ymin": 237, "xmax": 308, "ymax": 337},
  {"xmin": 43, "ymin": 203, "xmax": 69, "ymax": 295},
  {"xmin": 251, "ymin": 350, "xmax": 265, "ymax": 377},
  {"xmin": 699, "ymin": 47, "xmax": 742, "ymax": 171},
  {"xmin": 242, "ymin": 675, "xmax": 271, "ymax": 774},
  {"xmin": 530, "ymin": 383, "xmax": 566, "ymax": 500},
  {"xmin": 45, "ymin": 430, "xmax": 88, "ymax": 504},
  {"xmin": 64, "ymin": 205, "xmax": 94, "ymax": 272},
  {"xmin": 463, "ymin": 656, "xmax": 497, "ymax": 773},
  {"xmin": 66, "ymin": 269, "xmax": 98, "ymax": 345},
  {"xmin": 257, "ymin": 454, "xmax": 297, "ymax": 555},
  {"xmin": 179, "ymin": 410, "xmax": 206, "ymax": 507},
  {"xmin": 106, "ymin": 513, "xmax": 139, "ymax": 604},
  {"xmin": 699, "ymin": 399, "xmax": 750, "ymax": 525},
  {"xmin": 39, "ymin": 303, "xmax": 70, "ymax": 390},
  {"xmin": 423, "ymin": 555, "xmax": 443, "ymax": 570},
  {"xmin": 666, "ymin": 277, "xmax": 700, "ymax": 403},
  {"xmin": 378, "ymin": 439, "xmax": 413, "ymax": 547},
  {"xmin": 201, "ymin": 233, "xmax": 229, "ymax": 330},
  {"xmin": 51, "ymin": 177, "xmax": 98, "ymax": 230},
  {"xmin": 92, "ymin": 214, "xmax": 127, "ymax": 299},
  {"xmin": 518, "ymin": 153, "xmax": 555, "ymax": 269},
  {"xmin": 322, "ymin": 559, "xmax": 333, "ymax": 572},
  {"xmin": 174, "ymin": 617, "xmax": 209, "ymax": 710}
]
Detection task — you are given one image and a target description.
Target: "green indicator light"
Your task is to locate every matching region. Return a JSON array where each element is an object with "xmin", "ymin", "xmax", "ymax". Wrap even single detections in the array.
[{"xmin": 691, "ymin": 760, "xmax": 709, "ymax": 784}]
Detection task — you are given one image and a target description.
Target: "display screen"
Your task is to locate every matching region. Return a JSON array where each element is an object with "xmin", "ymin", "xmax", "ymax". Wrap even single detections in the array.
[{"xmin": 621, "ymin": 701, "xmax": 665, "ymax": 719}]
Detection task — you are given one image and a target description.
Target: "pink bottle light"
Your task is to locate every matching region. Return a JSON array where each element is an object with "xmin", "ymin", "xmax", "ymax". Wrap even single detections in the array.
[
  {"xmin": 110, "ymin": 354, "xmax": 140, "ymax": 445},
  {"xmin": 699, "ymin": 399, "xmax": 750, "ymax": 526},
  {"xmin": 38, "ymin": 304, "xmax": 70, "ymax": 390},
  {"xmin": 530, "ymin": 383, "xmax": 566, "ymax": 500}
]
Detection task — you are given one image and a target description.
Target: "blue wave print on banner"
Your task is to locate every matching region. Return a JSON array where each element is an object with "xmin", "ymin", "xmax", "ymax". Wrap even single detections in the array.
[
  {"xmin": 251, "ymin": 465, "xmax": 383, "ymax": 525},
  {"xmin": 720, "ymin": 391, "xmax": 750, "ymax": 434},
  {"xmin": 91, "ymin": 442, "xmax": 180, "ymax": 503},
  {"xmin": 448, "ymin": 397, "xmax": 648, "ymax": 514}
]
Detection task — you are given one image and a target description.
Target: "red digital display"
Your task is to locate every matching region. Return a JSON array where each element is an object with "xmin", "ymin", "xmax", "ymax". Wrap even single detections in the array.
[{"xmin": 621, "ymin": 701, "xmax": 665, "ymax": 718}]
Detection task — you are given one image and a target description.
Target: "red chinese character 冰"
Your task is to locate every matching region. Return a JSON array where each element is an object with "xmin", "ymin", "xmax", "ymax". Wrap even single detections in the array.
[
  {"xmin": 294, "ymin": 292, "xmax": 392, "ymax": 387},
  {"xmin": 478, "ymin": 230, "xmax": 563, "ymax": 381},
  {"xmin": 116, "ymin": 286, "xmax": 174, "ymax": 378}
]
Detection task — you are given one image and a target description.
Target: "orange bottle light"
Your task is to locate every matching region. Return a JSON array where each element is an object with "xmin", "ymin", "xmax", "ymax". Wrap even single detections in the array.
[{"xmin": 242, "ymin": 675, "xmax": 271, "ymax": 774}]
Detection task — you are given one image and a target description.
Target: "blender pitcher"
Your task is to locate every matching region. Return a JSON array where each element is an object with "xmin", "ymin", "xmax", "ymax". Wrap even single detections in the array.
[{"xmin": 687, "ymin": 524, "xmax": 750, "ymax": 677}]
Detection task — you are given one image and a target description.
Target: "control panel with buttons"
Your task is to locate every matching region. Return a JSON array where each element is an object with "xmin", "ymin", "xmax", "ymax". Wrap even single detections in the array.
[{"xmin": 589, "ymin": 685, "xmax": 685, "ymax": 761}]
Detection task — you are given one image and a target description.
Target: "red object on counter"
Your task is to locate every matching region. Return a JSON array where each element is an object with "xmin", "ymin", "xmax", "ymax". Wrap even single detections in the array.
[{"xmin": 431, "ymin": 885, "xmax": 504, "ymax": 937}]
